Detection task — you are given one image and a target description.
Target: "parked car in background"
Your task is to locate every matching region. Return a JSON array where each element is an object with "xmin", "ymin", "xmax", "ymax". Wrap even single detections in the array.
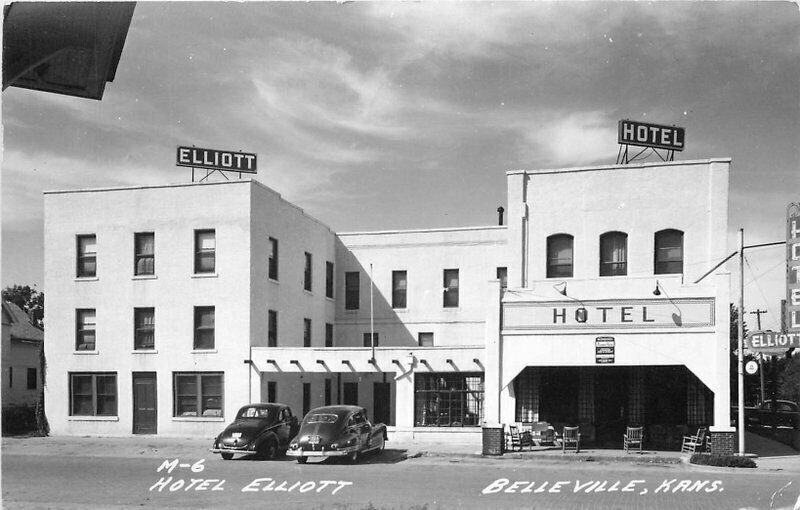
[
  {"xmin": 287, "ymin": 405, "xmax": 387, "ymax": 464},
  {"xmin": 211, "ymin": 403, "xmax": 299, "ymax": 460},
  {"xmin": 731, "ymin": 400, "xmax": 800, "ymax": 429}
]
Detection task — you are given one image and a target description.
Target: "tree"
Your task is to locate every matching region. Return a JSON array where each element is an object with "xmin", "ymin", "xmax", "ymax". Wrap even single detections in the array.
[
  {"xmin": 2, "ymin": 284, "xmax": 44, "ymax": 328},
  {"xmin": 778, "ymin": 355, "xmax": 800, "ymax": 404}
]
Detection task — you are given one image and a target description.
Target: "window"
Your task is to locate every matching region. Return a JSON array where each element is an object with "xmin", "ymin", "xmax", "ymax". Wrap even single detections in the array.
[
  {"xmin": 70, "ymin": 372, "xmax": 117, "ymax": 416},
  {"xmin": 268, "ymin": 237, "xmax": 279, "ymax": 280},
  {"xmin": 496, "ymin": 267, "xmax": 507, "ymax": 292},
  {"xmin": 194, "ymin": 229, "xmax": 215, "ymax": 274},
  {"xmin": 303, "ymin": 318, "xmax": 312, "ymax": 347},
  {"xmin": 546, "ymin": 234, "xmax": 574, "ymax": 278},
  {"xmin": 76, "ymin": 309, "xmax": 96, "ymax": 351},
  {"xmin": 392, "ymin": 270, "xmax": 407, "ymax": 309},
  {"xmin": 76, "ymin": 234, "xmax": 97, "ymax": 277},
  {"xmin": 418, "ymin": 332, "xmax": 434, "ymax": 347},
  {"xmin": 443, "ymin": 269, "xmax": 459, "ymax": 308},
  {"xmin": 268, "ymin": 310, "xmax": 277, "ymax": 347},
  {"xmin": 326, "ymin": 261, "xmax": 334, "ymax": 298},
  {"xmin": 363, "ymin": 332, "xmax": 379, "ymax": 347},
  {"xmin": 193, "ymin": 306, "xmax": 215, "ymax": 350},
  {"xmin": 325, "ymin": 323, "xmax": 333, "ymax": 347},
  {"xmin": 304, "ymin": 252, "xmax": 312, "ymax": 291},
  {"xmin": 134, "ymin": 232, "xmax": 155, "ymax": 276},
  {"xmin": 267, "ymin": 381, "xmax": 277, "ymax": 402},
  {"xmin": 414, "ymin": 373, "xmax": 483, "ymax": 427},
  {"xmin": 134, "ymin": 308, "xmax": 155, "ymax": 350},
  {"xmin": 345, "ymin": 271, "xmax": 360, "ymax": 310},
  {"xmin": 303, "ymin": 383, "xmax": 311, "ymax": 417},
  {"xmin": 325, "ymin": 379, "xmax": 332, "ymax": 406},
  {"xmin": 8, "ymin": 367, "xmax": 12, "ymax": 388},
  {"xmin": 600, "ymin": 232, "xmax": 628, "ymax": 276},
  {"xmin": 173, "ymin": 372, "xmax": 223, "ymax": 417},
  {"xmin": 655, "ymin": 229, "xmax": 684, "ymax": 274},
  {"xmin": 27, "ymin": 368, "xmax": 37, "ymax": 390},
  {"xmin": 343, "ymin": 382, "xmax": 358, "ymax": 405}
]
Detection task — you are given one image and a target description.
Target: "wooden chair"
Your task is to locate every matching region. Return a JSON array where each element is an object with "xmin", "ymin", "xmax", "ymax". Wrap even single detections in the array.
[
  {"xmin": 623, "ymin": 426, "xmax": 644, "ymax": 454},
  {"xmin": 506, "ymin": 423, "xmax": 532, "ymax": 451},
  {"xmin": 681, "ymin": 427, "xmax": 707, "ymax": 453},
  {"xmin": 562, "ymin": 426, "xmax": 580, "ymax": 453}
]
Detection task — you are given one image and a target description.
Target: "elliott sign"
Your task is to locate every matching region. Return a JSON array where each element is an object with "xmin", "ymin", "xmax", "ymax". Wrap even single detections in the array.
[{"xmin": 177, "ymin": 146, "xmax": 257, "ymax": 174}]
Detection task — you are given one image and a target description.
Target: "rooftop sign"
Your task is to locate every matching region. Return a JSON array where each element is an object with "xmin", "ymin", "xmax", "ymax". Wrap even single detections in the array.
[
  {"xmin": 618, "ymin": 120, "xmax": 685, "ymax": 152},
  {"xmin": 176, "ymin": 146, "xmax": 257, "ymax": 174}
]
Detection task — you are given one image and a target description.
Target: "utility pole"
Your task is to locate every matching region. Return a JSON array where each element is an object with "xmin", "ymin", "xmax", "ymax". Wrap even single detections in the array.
[
  {"xmin": 737, "ymin": 229, "xmax": 745, "ymax": 456},
  {"xmin": 749, "ymin": 309, "xmax": 767, "ymax": 331}
]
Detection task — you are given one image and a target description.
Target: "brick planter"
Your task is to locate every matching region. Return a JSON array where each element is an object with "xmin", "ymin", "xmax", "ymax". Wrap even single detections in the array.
[{"xmin": 709, "ymin": 430, "xmax": 736, "ymax": 455}]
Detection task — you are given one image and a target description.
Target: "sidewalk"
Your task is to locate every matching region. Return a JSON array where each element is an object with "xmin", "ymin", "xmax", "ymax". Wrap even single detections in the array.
[{"xmin": 3, "ymin": 432, "xmax": 798, "ymax": 472}]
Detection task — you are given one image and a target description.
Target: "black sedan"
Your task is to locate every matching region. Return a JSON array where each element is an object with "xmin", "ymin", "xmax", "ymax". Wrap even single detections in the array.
[
  {"xmin": 287, "ymin": 405, "xmax": 387, "ymax": 463},
  {"xmin": 211, "ymin": 403, "xmax": 299, "ymax": 460}
]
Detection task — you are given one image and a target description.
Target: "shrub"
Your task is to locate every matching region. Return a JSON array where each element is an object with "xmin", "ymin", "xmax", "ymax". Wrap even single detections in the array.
[{"xmin": 690, "ymin": 453, "xmax": 756, "ymax": 468}]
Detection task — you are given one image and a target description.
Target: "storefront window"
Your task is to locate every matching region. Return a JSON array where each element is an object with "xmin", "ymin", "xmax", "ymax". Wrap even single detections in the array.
[{"xmin": 414, "ymin": 373, "xmax": 483, "ymax": 427}]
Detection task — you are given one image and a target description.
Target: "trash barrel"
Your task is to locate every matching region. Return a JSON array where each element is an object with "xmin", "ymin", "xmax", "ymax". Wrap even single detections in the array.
[{"xmin": 482, "ymin": 423, "xmax": 504, "ymax": 456}]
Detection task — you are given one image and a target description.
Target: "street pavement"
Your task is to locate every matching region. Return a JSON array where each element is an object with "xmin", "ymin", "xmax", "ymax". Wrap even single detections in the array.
[{"xmin": 2, "ymin": 432, "xmax": 800, "ymax": 509}]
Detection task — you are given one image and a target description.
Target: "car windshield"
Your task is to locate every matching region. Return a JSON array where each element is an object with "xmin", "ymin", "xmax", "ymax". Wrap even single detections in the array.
[
  {"xmin": 306, "ymin": 413, "xmax": 338, "ymax": 424},
  {"xmin": 238, "ymin": 407, "xmax": 270, "ymax": 419}
]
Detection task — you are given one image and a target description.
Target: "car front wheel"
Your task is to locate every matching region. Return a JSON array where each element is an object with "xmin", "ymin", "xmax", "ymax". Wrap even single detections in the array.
[
  {"xmin": 296, "ymin": 456, "xmax": 307, "ymax": 464},
  {"xmin": 261, "ymin": 440, "xmax": 278, "ymax": 461},
  {"xmin": 221, "ymin": 453, "xmax": 233, "ymax": 461}
]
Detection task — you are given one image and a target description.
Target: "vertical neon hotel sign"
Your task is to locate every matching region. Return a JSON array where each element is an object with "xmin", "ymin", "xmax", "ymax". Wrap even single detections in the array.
[{"xmin": 789, "ymin": 203, "xmax": 800, "ymax": 332}]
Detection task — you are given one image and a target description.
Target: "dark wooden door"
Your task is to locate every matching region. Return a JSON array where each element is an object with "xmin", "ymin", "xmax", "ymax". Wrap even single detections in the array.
[
  {"xmin": 133, "ymin": 372, "xmax": 157, "ymax": 434},
  {"xmin": 373, "ymin": 382, "xmax": 391, "ymax": 425},
  {"xmin": 343, "ymin": 382, "xmax": 358, "ymax": 405}
]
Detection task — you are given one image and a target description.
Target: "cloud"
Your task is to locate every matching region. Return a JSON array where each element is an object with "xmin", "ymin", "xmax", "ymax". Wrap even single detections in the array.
[{"xmin": 514, "ymin": 111, "xmax": 618, "ymax": 167}]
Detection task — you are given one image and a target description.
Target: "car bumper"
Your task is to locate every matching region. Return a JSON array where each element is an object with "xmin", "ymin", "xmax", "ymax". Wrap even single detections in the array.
[
  {"xmin": 286, "ymin": 446, "xmax": 357, "ymax": 457},
  {"xmin": 210, "ymin": 446, "xmax": 255, "ymax": 455}
]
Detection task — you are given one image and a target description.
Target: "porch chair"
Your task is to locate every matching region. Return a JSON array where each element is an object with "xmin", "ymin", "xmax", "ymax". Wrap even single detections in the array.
[
  {"xmin": 680, "ymin": 427, "xmax": 707, "ymax": 453},
  {"xmin": 506, "ymin": 424, "xmax": 531, "ymax": 451},
  {"xmin": 623, "ymin": 426, "xmax": 644, "ymax": 454},
  {"xmin": 562, "ymin": 426, "xmax": 580, "ymax": 453}
]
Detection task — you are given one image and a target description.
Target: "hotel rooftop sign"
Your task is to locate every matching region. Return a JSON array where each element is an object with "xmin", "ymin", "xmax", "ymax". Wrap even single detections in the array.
[
  {"xmin": 618, "ymin": 120, "xmax": 685, "ymax": 152},
  {"xmin": 177, "ymin": 146, "xmax": 257, "ymax": 174}
]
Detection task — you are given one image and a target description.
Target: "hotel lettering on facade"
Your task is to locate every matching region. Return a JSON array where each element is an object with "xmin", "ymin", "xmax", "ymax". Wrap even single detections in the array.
[{"xmin": 44, "ymin": 158, "xmax": 733, "ymax": 448}]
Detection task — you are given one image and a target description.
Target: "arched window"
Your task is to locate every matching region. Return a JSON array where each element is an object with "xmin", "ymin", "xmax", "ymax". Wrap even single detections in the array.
[
  {"xmin": 547, "ymin": 234, "xmax": 573, "ymax": 278},
  {"xmin": 654, "ymin": 229, "xmax": 684, "ymax": 274},
  {"xmin": 600, "ymin": 231, "xmax": 628, "ymax": 276}
]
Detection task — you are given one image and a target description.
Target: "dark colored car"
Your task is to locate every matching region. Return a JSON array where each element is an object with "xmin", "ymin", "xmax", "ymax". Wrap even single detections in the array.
[
  {"xmin": 287, "ymin": 405, "xmax": 387, "ymax": 463},
  {"xmin": 211, "ymin": 403, "xmax": 299, "ymax": 460}
]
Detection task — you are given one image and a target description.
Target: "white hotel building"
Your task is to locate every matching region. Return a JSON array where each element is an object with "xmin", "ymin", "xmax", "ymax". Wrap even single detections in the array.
[{"xmin": 44, "ymin": 158, "xmax": 734, "ymax": 451}]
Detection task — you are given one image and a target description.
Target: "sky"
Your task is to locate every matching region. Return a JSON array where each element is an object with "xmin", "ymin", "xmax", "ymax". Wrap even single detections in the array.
[{"xmin": 2, "ymin": 1, "xmax": 798, "ymax": 332}]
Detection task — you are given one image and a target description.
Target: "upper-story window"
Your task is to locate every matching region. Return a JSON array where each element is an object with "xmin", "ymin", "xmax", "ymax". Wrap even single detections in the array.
[
  {"xmin": 418, "ymin": 332, "xmax": 434, "ymax": 347},
  {"xmin": 443, "ymin": 269, "xmax": 459, "ymax": 308},
  {"xmin": 304, "ymin": 252, "xmax": 313, "ymax": 291},
  {"xmin": 325, "ymin": 323, "xmax": 333, "ymax": 347},
  {"xmin": 326, "ymin": 261, "xmax": 334, "ymax": 298},
  {"xmin": 194, "ymin": 306, "xmax": 215, "ymax": 350},
  {"xmin": 599, "ymin": 232, "xmax": 628, "ymax": 276},
  {"xmin": 268, "ymin": 310, "xmax": 277, "ymax": 347},
  {"xmin": 268, "ymin": 237, "xmax": 279, "ymax": 280},
  {"xmin": 76, "ymin": 309, "xmax": 96, "ymax": 351},
  {"xmin": 134, "ymin": 233, "xmax": 155, "ymax": 276},
  {"xmin": 654, "ymin": 229, "xmax": 684, "ymax": 274},
  {"xmin": 134, "ymin": 307, "xmax": 155, "ymax": 350},
  {"xmin": 392, "ymin": 270, "xmax": 407, "ymax": 309},
  {"xmin": 194, "ymin": 230, "xmax": 216, "ymax": 274},
  {"xmin": 76, "ymin": 234, "xmax": 97, "ymax": 277},
  {"xmin": 496, "ymin": 267, "xmax": 507, "ymax": 292},
  {"xmin": 546, "ymin": 234, "xmax": 573, "ymax": 278},
  {"xmin": 345, "ymin": 271, "xmax": 360, "ymax": 310},
  {"xmin": 303, "ymin": 318, "xmax": 312, "ymax": 347},
  {"xmin": 363, "ymin": 332, "xmax": 379, "ymax": 347}
]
